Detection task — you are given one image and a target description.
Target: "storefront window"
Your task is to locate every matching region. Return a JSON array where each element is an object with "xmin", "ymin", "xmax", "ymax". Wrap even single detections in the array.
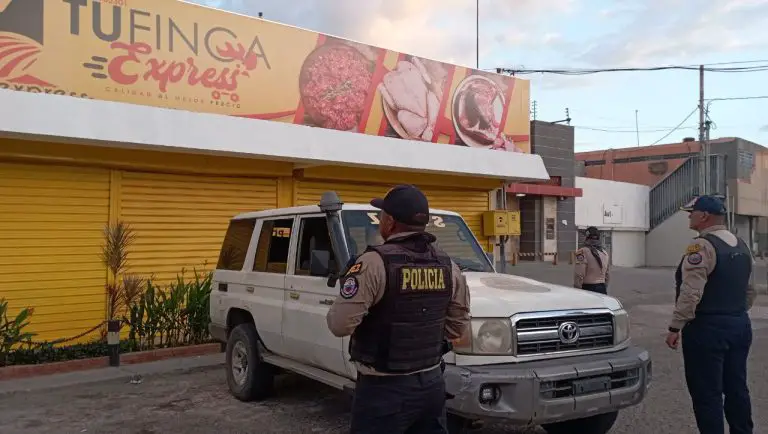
[{"xmin": 341, "ymin": 210, "xmax": 494, "ymax": 272}]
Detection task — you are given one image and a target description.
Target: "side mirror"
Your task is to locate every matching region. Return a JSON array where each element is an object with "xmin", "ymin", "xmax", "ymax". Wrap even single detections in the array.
[{"xmin": 309, "ymin": 250, "xmax": 331, "ymax": 277}]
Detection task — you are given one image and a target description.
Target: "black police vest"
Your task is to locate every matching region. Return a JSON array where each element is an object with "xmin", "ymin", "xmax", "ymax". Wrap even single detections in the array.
[
  {"xmin": 349, "ymin": 232, "xmax": 453, "ymax": 374},
  {"xmin": 674, "ymin": 233, "xmax": 752, "ymax": 316}
]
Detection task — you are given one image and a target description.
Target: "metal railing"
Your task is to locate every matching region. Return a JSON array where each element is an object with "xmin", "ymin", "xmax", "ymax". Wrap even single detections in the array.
[{"xmin": 649, "ymin": 155, "xmax": 727, "ymax": 229}]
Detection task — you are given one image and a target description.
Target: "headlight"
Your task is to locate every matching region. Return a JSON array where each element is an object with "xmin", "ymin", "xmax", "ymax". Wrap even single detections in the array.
[
  {"xmin": 613, "ymin": 309, "xmax": 630, "ymax": 345},
  {"xmin": 453, "ymin": 318, "xmax": 514, "ymax": 355}
]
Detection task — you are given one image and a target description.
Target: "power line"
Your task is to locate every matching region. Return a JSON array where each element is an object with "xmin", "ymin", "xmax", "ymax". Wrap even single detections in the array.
[
  {"xmin": 573, "ymin": 125, "xmax": 699, "ymax": 133},
  {"xmin": 493, "ymin": 64, "xmax": 768, "ymax": 76},
  {"xmin": 648, "ymin": 107, "xmax": 699, "ymax": 145},
  {"xmin": 490, "ymin": 59, "xmax": 768, "ymax": 73}
]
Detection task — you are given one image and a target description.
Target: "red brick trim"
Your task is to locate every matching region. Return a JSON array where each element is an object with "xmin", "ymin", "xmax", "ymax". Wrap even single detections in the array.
[
  {"xmin": 506, "ymin": 183, "xmax": 583, "ymax": 197},
  {"xmin": 0, "ymin": 343, "xmax": 221, "ymax": 382}
]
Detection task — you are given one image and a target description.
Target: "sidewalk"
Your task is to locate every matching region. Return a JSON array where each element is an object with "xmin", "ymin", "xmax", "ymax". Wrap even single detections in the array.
[
  {"xmin": 500, "ymin": 260, "xmax": 768, "ymax": 294},
  {"xmin": 0, "ymin": 353, "xmax": 224, "ymax": 396}
]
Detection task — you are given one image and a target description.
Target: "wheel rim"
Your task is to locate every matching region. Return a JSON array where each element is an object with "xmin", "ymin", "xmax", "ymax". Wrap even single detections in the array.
[{"xmin": 231, "ymin": 340, "xmax": 248, "ymax": 385}]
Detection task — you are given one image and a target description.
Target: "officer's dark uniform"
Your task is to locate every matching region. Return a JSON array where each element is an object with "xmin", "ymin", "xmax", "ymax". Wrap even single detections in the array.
[
  {"xmin": 326, "ymin": 185, "xmax": 470, "ymax": 434},
  {"xmin": 671, "ymin": 195, "xmax": 757, "ymax": 434}
]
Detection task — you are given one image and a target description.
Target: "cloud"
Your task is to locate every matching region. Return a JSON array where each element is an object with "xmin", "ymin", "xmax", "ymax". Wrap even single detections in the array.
[
  {"xmin": 188, "ymin": 0, "xmax": 767, "ymax": 93},
  {"xmin": 189, "ymin": 0, "xmax": 575, "ymax": 68},
  {"xmin": 760, "ymin": 125, "xmax": 768, "ymax": 132},
  {"xmin": 579, "ymin": 0, "xmax": 768, "ymax": 67}
]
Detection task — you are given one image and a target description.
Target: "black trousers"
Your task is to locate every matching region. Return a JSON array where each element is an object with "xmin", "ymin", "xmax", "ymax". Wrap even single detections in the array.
[
  {"xmin": 582, "ymin": 283, "xmax": 607, "ymax": 294},
  {"xmin": 350, "ymin": 366, "xmax": 447, "ymax": 434},
  {"xmin": 682, "ymin": 314, "xmax": 754, "ymax": 434}
]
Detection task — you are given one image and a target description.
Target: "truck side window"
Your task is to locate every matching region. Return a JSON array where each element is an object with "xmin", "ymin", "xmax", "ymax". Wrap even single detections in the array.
[
  {"xmin": 253, "ymin": 218, "xmax": 293, "ymax": 274},
  {"xmin": 216, "ymin": 218, "xmax": 256, "ymax": 271},
  {"xmin": 294, "ymin": 217, "xmax": 336, "ymax": 276}
]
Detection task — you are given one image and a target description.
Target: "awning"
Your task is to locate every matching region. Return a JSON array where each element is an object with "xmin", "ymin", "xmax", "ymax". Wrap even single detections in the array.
[
  {"xmin": 0, "ymin": 90, "xmax": 550, "ymax": 183},
  {"xmin": 507, "ymin": 183, "xmax": 583, "ymax": 197}
]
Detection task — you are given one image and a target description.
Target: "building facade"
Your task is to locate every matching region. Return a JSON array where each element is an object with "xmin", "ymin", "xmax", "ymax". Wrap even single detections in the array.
[
  {"xmin": 502, "ymin": 121, "xmax": 582, "ymax": 262},
  {"xmin": 576, "ymin": 137, "xmax": 768, "ymax": 265},
  {"xmin": 0, "ymin": 0, "xmax": 550, "ymax": 341},
  {"xmin": 574, "ymin": 177, "xmax": 650, "ymax": 267}
]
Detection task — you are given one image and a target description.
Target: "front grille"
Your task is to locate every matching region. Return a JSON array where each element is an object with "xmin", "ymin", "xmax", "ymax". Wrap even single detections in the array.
[
  {"xmin": 539, "ymin": 368, "xmax": 641, "ymax": 399},
  {"xmin": 515, "ymin": 313, "xmax": 614, "ymax": 355}
]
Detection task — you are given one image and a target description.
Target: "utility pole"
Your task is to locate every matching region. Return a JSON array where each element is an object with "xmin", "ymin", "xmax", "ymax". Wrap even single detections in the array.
[
  {"xmin": 635, "ymin": 109, "xmax": 640, "ymax": 146},
  {"xmin": 698, "ymin": 65, "xmax": 706, "ymax": 195},
  {"xmin": 476, "ymin": 0, "xmax": 479, "ymax": 69}
]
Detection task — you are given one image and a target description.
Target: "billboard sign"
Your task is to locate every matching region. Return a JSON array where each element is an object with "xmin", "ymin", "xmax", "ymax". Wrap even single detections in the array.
[{"xmin": 0, "ymin": 0, "xmax": 531, "ymax": 152}]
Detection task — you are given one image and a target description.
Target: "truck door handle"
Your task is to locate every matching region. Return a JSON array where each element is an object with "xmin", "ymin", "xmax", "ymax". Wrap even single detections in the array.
[
  {"xmin": 246, "ymin": 286, "xmax": 255, "ymax": 293},
  {"xmin": 320, "ymin": 299, "xmax": 334, "ymax": 305}
]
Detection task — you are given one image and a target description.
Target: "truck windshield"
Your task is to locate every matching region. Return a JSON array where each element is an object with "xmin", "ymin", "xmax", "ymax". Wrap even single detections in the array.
[{"xmin": 340, "ymin": 210, "xmax": 494, "ymax": 273}]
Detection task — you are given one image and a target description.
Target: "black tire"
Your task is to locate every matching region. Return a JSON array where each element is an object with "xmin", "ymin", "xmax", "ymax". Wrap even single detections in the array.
[
  {"xmin": 541, "ymin": 411, "xmax": 619, "ymax": 434},
  {"xmin": 225, "ymin": 323, "xmax": 275, "ymax": 401},
  {"xmin": 446, "ymin": 413, "xmax": 473, "ymax": 434}
]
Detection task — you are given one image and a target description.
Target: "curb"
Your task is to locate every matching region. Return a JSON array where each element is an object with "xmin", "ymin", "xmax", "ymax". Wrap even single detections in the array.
[{"xmin": 0, "ymin": 343, "xmax": 222, "ymax": 382}]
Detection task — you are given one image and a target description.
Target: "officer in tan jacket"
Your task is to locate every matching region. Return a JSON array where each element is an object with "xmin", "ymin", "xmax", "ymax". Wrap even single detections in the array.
[
  {"xmin": 665, "ymin": 195, "xmax": 756, "ymax": 434},
  {"xmin": 325, "ymin": 184, "xmax": 470, "ymax": 434},
  {"xmin": 573, "ymin": 226, "xmax": 610, "ymax": 294}
]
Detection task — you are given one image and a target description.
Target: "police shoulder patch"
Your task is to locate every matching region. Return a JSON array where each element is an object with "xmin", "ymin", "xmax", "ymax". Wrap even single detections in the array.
[
  {"xmin": 575, "ymin": 253, "xmax": 585, "ymax": 263},
  {"xmin": 686, "ymin": 243, "xmax": 701, "ymax": 254},
  {"xmin": 687, "ymin": 252, "xmax": 703, "ymax": 265},
  {"xmin": 340, "ymin": 276, "xmax": 359, "ymax": 299},
  {"xmin": 346, "ymin": 263, "xmax": 362, "ymax": 275}
]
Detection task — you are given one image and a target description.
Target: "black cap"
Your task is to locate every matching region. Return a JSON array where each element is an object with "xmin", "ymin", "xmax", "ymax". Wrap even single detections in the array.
[
  {"xmin": 370, "ymin": 185, "xmax": 430, "ymax": 226},
  {"xmin": 585, "ymin": 226, "xmax": 600, "ymax": 239},
  {"xmin": 680, "ymin": 195, "xmax": 727, "ymax": 215}
]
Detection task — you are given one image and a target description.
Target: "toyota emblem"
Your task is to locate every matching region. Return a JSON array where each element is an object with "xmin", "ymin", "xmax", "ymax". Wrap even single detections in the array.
[{"xmin": 558, "ymin": 321, "xmax": 580, "ymax": 344}]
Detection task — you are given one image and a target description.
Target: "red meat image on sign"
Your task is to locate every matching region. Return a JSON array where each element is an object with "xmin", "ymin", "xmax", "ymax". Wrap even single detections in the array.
[{"xmin": 0, "ymin": 0, "xmax": 53, "ymax": 87}]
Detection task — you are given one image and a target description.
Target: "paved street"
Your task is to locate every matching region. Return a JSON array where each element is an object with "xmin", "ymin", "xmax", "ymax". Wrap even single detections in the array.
[{"xmin": 1, "ymin": 262, "xmax": 767, "ymax": 434}]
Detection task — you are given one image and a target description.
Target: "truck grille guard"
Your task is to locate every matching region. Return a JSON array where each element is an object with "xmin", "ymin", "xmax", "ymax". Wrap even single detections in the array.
[{"xmin": 513, "ymin": 309, "xmax": 615, "ymax": 357}]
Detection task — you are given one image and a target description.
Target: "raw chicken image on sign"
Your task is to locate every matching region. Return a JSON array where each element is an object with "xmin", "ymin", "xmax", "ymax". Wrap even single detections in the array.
[
  {"xmin": 378, "ymin": 55, "xmax": 523, "ymax": 152},
  {"xmin": 379, "ymin": 56, "xmax": 445, "ymax": 142}
]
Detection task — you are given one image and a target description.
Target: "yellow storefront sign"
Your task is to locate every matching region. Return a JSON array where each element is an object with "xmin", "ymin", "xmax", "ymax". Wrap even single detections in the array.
[{"xmin": 0, "ymin": 0, "xmax": 531, "ymax": 152}]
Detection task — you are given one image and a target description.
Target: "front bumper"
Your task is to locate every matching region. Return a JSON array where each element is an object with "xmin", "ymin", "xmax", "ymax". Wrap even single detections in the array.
[{"xmin": 444, "ymin": 345, "xmax": 651, "ymax": 426}]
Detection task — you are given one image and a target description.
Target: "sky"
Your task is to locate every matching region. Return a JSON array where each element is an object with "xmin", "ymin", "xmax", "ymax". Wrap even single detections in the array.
[{"xmin": 189, "ymin": 0, "xmax": 768, "ymax": 152}]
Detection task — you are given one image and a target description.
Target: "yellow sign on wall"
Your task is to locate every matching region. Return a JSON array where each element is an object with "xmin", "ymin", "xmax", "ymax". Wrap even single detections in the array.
[
  {"xmin": 0, "ymin": 0, "xmax": 531, "ymax": 153},
  {"xmin": 507, "ymin": 211, "xmax": 521, "ymax": 236},
  {"xmin": 482, "ymin": 210, "xmax": 521, "ymax": 236}
]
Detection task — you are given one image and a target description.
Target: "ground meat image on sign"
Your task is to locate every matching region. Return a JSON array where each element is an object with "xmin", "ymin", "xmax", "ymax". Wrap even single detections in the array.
[{"xmin": 298, "ymin": 38, "xmax": 379, "ymax": 131}]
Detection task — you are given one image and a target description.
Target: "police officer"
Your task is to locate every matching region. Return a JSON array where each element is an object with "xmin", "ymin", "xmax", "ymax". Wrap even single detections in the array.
[
  {"xmin": 573, "ymin": 226, "xmax": 610, "ymax": 294},
  {"xmin": 326, "ymin": 184, "xmax": 470, "ymax": 434},
  {"xmin": 666, "ymin": 195, "xmax": 758, "ymax": 434}
]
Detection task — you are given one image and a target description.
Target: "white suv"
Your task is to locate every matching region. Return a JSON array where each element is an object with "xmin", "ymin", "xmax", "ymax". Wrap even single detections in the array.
[{"xmin": 208, "ymin": 192, "xmax": 651, "ymax": 434}]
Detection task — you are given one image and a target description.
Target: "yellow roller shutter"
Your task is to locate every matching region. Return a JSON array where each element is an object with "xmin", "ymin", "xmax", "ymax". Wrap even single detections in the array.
[
  {"xmin": 0, "ymin": 162, "xmax": 110, "ymax": 342},
  {"xmin": 295, "ymin": 180, "xmax": 491, "ymax": 250},
  {"xmin": 120, "ymin": 171, "xmax": 278, "ymax": 283}
]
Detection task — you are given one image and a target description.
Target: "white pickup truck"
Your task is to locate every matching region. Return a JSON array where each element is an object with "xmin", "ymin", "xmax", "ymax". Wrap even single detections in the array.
[{"xmin": 208, "ymin": 192, "xmax": 652, "ymax": 434}]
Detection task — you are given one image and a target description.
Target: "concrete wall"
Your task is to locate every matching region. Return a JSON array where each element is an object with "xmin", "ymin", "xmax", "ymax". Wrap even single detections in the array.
[
  {"xmin": 558, "ymin": 198, "xmax": 577, "ymax": 253},
  {"xmin": 731, "ymin": 139, "xmax": 768, "ymax": 217},
  {"xmin": 530, "ymin": 121, "xmax": 577, "ymax": 257},
  {"xmin": 575, "ymin": 177, "xmax": 650, "ymax": 231},
  {"xmin": 646, "ymin": 211, "xmax": 697, "ymax": 267},
  {"xmin": 542, "ymin": 197, "xmax": 558, "ymax": 260},
  {"xmin": 519, "ymin": 196, "xmax": 540, "ymax": 259},
  {"xmin": 612, "ymin": 231, "xmax": 646, "ymax": 267}
]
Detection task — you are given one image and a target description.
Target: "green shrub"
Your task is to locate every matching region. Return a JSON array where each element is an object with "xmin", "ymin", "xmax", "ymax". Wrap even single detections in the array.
[
  {"xmin": 0, "ymin": 298, "xmax": 36, "ymax": 367},
  {"xmin": 125, "ymin": 268, "xmax": 213, "ymax": 352}
]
